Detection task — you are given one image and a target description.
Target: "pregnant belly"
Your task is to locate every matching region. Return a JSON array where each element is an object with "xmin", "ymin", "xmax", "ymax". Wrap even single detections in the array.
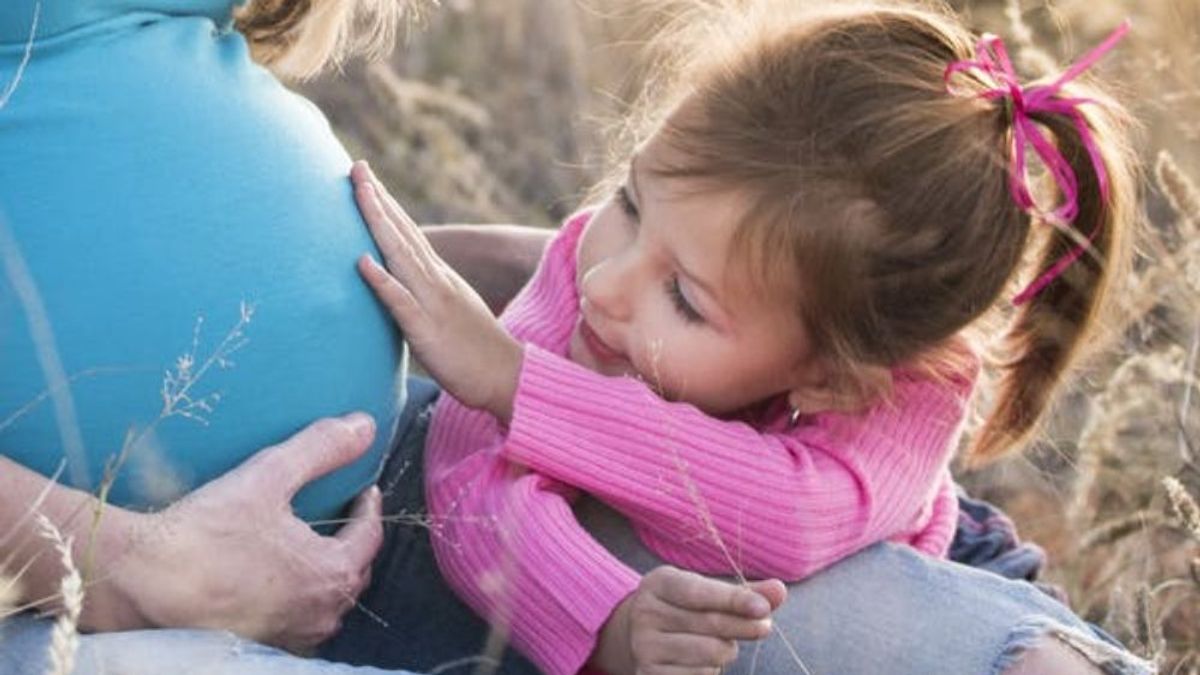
[{"xmin": 0, "ymin": 15, "xmax": 405, "ymax": 522}]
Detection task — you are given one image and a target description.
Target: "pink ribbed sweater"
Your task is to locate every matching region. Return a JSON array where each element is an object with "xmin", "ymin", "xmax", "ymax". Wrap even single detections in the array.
[{"xmin": 425, "ymin": 211, "xmax": 975, "ymax": 675}]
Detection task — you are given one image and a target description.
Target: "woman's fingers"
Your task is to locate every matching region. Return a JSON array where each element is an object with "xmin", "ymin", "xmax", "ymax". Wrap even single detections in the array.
[
  {"xmin": 334, "ymin": 485, "xmax": 384, "ymax": 581},
  {"xmin": 137, "ymin": 415, "xmax": 389, "ymax": 651},
  {"xmin": 240, "ymin": 413, "xmax": 376, "ymax": 500}
]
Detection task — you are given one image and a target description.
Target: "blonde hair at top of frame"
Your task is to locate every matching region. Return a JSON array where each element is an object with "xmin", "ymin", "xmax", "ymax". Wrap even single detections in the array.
[
  {"xmin": 234, "ymin": 0, "xmax": 412, "ymax": 80},
  {"xmin": 603, "ymin": 0, "xmax": 1141, "ymax": 465}
]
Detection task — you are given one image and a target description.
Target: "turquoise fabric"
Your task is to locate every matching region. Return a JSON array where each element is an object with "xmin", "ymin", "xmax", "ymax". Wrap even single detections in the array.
[{"xmin": 0, "ymin": 1, "xmax": 406, "ymax": 523}]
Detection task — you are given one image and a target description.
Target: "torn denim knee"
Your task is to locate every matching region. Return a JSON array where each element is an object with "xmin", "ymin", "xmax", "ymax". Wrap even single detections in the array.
[{"xmin": 992, "ymin": 617, "xmax": 1157, "ymax": 675}]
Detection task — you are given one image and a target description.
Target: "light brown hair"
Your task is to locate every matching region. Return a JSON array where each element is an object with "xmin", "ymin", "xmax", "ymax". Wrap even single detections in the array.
[
  {"xmin": 234, "ymin": 0, "xmax": 409, "ymax": 80},
  {"xmin": 615, "ymin": 0, "xmax": 1139, "ymax": 464}
]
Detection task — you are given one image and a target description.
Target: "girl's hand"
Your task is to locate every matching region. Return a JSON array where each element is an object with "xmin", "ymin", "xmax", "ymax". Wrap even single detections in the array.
[
  {"xmin": 593, "ymin": 566, "xmax": 786, "ymax": 675},
  {"xmin": 110, "ymin": 414, "xmax": 384, "ymax": 652},
  {"xmin": 351, "ymin": 161, "xmax": 522, "ymax": 424}
]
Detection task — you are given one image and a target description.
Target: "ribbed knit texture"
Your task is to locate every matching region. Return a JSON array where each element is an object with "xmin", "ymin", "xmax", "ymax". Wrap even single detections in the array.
[{"xmin": 426, "ymin": 211, "xmax": 975, "ymax": 675}]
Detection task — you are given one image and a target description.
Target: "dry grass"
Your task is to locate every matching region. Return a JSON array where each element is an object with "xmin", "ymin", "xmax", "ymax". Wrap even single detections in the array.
[
  {"xmin": 34, "ymin": 514, "xmax": 82, "ymax": 675},
  {"xmin": 1, "ymin": 0, "xmax": 1195, "ymax": 671},
  {"xmin": 306, "ymin": 0, "xmax": 1200, "ymax": 670}
]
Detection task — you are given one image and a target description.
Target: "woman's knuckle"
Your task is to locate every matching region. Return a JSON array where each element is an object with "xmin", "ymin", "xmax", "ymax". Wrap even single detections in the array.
[{"xmin": 334, "ymin": 565, "xmax": 358, "ymax": 592}]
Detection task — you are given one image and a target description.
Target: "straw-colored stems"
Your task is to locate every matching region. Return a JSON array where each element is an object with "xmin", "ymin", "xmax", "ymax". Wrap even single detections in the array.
[{"xmin": 34, "ymin": 514, "xmax": 83, "ymax": 675}]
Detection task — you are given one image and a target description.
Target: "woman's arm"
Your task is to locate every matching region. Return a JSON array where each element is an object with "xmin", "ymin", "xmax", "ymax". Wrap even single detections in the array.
[
  {"xmin": 0, "ymin": 414, "xmax": 383, "ymax": 652},
  {"xmin": 0, "ymin": 455, "xmax": 144, "ymax": 632},
  {"xmin": 423, "ymin": 224, "xmax": 552, "ymax": 315}
]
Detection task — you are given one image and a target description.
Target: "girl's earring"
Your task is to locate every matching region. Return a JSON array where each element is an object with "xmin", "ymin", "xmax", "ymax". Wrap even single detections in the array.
[{"xmin": 788, "ymin": 407, "xmax": 802, "ymax": 428}]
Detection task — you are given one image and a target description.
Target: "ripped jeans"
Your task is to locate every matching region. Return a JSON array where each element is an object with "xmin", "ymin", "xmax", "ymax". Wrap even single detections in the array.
[{"xmin": 0, "ymin": 382, "xmax": 1155, "ymax": 675}]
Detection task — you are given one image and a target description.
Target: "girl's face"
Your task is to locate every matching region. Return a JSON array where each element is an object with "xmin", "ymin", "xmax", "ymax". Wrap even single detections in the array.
[{"xmin": 569, "ymin": 141, "xmax": 822, "ymax": 416}]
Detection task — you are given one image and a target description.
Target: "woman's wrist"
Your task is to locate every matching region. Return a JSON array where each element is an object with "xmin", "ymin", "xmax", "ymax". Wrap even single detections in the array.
[
  {"xmin": 75, "ymin": 504, "xmax": 158, "ymax": 632},
  {"xmin": 0, "ymin": 457, "xmax": 153, "ymax": 632}
]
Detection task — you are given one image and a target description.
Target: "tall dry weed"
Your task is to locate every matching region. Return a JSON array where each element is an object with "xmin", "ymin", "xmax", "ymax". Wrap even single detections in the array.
[
  {"xmin": 4, "ymin": 0, "xmax": 1195, "ymax": 671},
  {"xmin": 33, "ymin": 514, "xmax": 82, "ymax": 675}
]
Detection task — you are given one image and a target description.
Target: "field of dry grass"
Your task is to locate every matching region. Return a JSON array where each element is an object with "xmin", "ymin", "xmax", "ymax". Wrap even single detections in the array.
[
  {"xmin": 2, "ymin": 0, "xmax": 1197, "ymax": 672},
  {"xmin": 303, "ymin": 0, "xmax": 1200, "ymax": 671}
]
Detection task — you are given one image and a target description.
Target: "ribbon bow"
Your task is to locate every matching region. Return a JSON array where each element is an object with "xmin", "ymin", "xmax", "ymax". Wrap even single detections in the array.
[{"xmin": 944, "ymin": 21, "xmax": 1130, "ymax": 304}]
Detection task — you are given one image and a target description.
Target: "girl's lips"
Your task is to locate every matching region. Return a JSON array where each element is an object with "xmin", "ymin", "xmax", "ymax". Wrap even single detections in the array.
[{"xmin": 578, "ymin": 319, "xmax": 625, "ymax": 364}]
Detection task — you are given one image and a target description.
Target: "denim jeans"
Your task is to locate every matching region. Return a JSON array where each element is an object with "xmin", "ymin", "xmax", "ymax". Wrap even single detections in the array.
[{"xmin": 0, "ymin": 381, "xmax": 1155, "ymax": 675}]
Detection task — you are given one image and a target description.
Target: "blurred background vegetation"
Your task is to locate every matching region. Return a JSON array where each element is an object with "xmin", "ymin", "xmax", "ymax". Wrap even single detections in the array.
[{"xmin": 303, "ymin": 0, "xmax": 1200, "ymax": 670}]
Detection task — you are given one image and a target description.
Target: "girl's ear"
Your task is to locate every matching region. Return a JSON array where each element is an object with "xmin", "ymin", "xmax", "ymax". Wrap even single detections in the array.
[{"xmin": 786, "ymin": 363, "xmax": 890, "ymax": 415}]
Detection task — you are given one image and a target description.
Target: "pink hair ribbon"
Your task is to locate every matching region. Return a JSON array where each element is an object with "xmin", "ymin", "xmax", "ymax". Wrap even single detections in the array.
[{"xmin": 944, "ymin": 20, "xmax": 1131, "ymax": 304}]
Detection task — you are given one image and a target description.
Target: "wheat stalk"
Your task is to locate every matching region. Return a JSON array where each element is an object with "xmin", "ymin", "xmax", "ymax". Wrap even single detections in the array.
[
  {"xmin": 1156, "ymin": 150, "xmax": 1200, "ymax": 236},
  {"xmin": 1163, "ymin": 477, "xmax": 1200, "ymax": 540},
  {"xmin": 1134, "ymin": 583, "xmax": 1165, "ymax": 662},
  {"xmin": 1080, "ymin": 510, "xmax": 1163, "ymax": 551},
  {"xmin": 34, "ymin": 514, "xmax": 83, "ymax": 675}
]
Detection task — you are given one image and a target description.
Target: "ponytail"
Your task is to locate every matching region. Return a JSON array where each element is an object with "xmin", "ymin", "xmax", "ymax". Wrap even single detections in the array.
[
  {"xmin": 234, "ymin": 0, "xmax": 406, "ymax": 80},
  {"xmin": 966, "ymin": 89, "xmax": 1139, "ymax": 465}
]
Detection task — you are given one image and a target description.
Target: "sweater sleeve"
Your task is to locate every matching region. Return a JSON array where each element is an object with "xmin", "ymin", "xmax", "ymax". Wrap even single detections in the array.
[
  {"xmin": 425, "ymin": 211, "xmax": 639, "ymax": 675},
  {"xmin": 504, "ymin": 345, "xmax": 974, "ymax": 580},
  {"xmin": 426, "ymin": 438, "xmax": 640, "ymax": 675}
]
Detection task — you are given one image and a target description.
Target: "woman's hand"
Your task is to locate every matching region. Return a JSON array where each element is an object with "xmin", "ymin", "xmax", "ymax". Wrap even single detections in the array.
[
  {"xmin": 106, "ymin": 413, "xmax": 384, "ymax": 652},
  {"xmin": 351, "ymin": 161, "xmax": 523, "ymax": 424},
  {"xmin": 592, "ymin": 565, "xmax": 786, "ymax": 675}
]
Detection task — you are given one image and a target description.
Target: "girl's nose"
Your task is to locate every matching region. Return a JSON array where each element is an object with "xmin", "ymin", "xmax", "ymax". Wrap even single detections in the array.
[{"xmin": 580, "ymin": 258, "xmax": 634, "ymax": 323}]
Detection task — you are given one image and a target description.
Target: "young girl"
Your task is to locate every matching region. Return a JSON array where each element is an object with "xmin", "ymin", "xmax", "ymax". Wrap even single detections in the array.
[{"xmin": 353, "ymin": 2, "xmax": 1142, "ymax": 674}]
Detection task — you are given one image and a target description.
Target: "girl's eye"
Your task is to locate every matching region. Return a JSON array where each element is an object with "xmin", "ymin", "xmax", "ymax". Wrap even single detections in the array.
[
  {"xmin": 615, "ymin": 186, "xmax": 639, "ymax": 219},
  {"xmin": 666, "ymin": 276, "xmax": 704, "ymax": 324}
]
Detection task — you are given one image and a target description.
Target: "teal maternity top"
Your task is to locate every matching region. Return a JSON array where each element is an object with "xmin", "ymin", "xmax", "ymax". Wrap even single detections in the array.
[{"xmin": 0, "ymin": 0, "xmax": 405, "ymax": 522}]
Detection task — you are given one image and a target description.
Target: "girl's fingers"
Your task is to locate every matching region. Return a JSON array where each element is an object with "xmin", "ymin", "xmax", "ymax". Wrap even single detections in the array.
[
  {"xmin": 647, "ymin": 567, "xmax": 771, "ymax": 618},
  {"xmin": 353, "ymin": 179, "xmax": 440, "ymax": 292},
  {"xmin": 360, "ymin": 162, "xmax": 440, "ymax": 262},
  {"xmin": 657, "ymin": 605, "xmax": 772, "ymax": 642},
  {"xmin": 746, "ymin": 579, "xmax": 787, "ymax": 611},
  {"xmin": 637, "ymin": 632, "xmax": 739, "ymax": 668},
  {"xmin": 361, "ymin": 164, "xmax": 435, "ymax": 248},
  {"xmin": 357, "ymin": 254, "xmax": 420, "ymax": 326},
  {"xmin": 639, "ymin": 667, "xmax": 721, "ymax": 675},
  {"xmin": 355, "ymin": 181, "xmax": 425, "ymax": 276}
]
